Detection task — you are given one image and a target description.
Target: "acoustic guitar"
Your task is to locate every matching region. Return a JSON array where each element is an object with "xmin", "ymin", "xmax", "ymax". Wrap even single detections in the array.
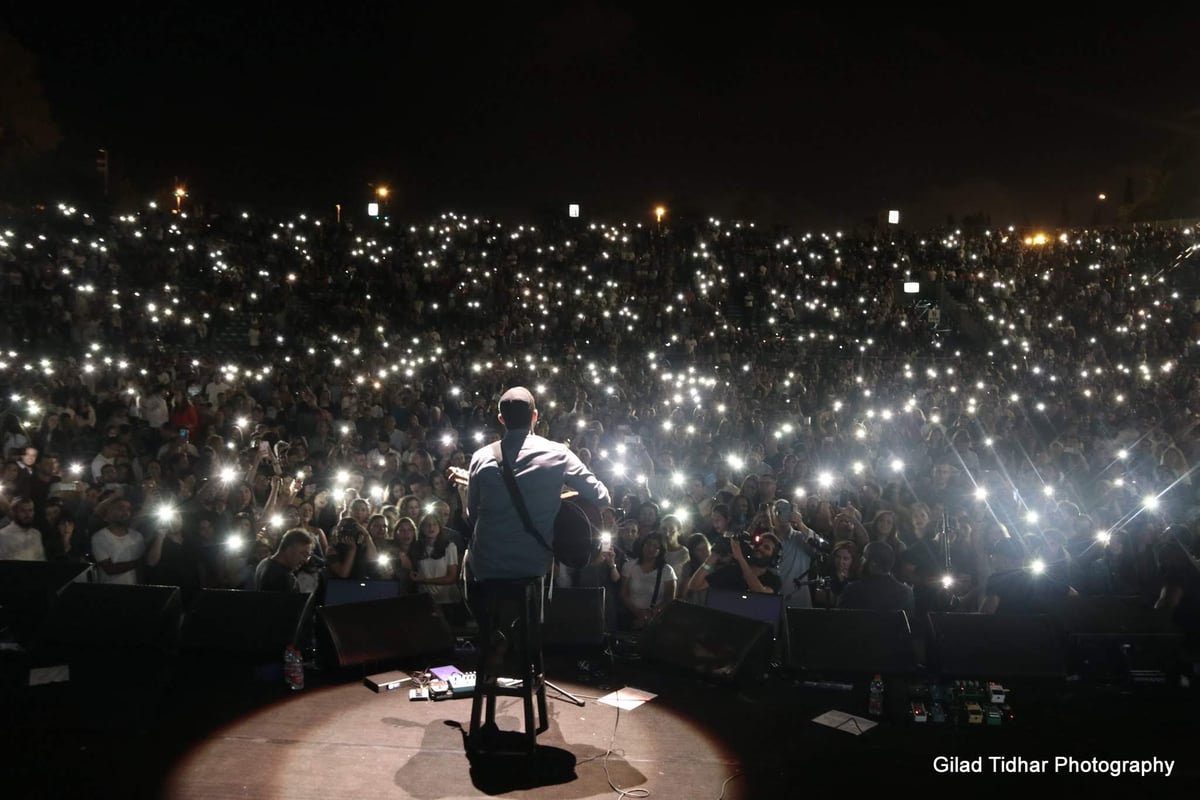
[{"xmin": 446, "ymin": 466, "xmax": 604, "ymax": 570}]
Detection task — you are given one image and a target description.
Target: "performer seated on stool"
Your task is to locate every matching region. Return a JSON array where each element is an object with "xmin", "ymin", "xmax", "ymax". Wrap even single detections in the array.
[{"xmin": 457, "ymin": 386, "xmax": 611, "ymax": 748}]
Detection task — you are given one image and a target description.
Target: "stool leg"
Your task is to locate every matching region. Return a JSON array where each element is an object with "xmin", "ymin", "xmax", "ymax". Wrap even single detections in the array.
[
  {"xmin": 469, "ymin": 584, "xmax": 496, "ymax": 746},
  {"xmin": 530, "ymin": 591, "xmax": 548, "ymax": 734},
  {"xmin": 523, "ymin": 582, "xmax": 538, "ymax": 750},
  {"xmin": 534, "ymin": 650, "xmax": 548, "ymax": 734}
]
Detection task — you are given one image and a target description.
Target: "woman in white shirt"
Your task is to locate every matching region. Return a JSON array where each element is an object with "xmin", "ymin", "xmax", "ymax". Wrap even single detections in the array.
[
  {"xmin": 412, "ymin": 513, "xmax": 461, "ymax": 605},
  {"xmin": 620, "ymin": 533, "xmax": 676, "ymax": 630}
]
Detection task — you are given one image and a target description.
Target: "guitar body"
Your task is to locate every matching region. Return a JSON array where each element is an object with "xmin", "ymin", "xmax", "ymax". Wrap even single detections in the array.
[
  {"xmin": 552, "ymin": 496, "xmax": 603, "ymax": 571},
  {"xmin": 447, "ymin": 467, "xmax": 603, "ymax": 571}
]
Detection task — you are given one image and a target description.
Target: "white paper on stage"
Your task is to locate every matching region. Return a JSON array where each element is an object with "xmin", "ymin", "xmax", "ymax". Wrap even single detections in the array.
[
  {"xmin": 812, "ymin": 709, "xmax": 876, "ymax": 735},
  {"xmin": 596, "ymin": 687, "xmax": 657, "ymax": 711},
  {"xmin": 29, "ymin": 665, "xmax": 70, "ymax": 686}
]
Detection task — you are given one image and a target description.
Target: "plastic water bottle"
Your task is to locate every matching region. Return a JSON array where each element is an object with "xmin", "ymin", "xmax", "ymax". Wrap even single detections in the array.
[
  {"xmin": 868, "ymin": 674, "xmax": 884, "ymax": 716},
  {"xmin": 284, "ymin": 644, "xmax": 304, "ymax": 691}
]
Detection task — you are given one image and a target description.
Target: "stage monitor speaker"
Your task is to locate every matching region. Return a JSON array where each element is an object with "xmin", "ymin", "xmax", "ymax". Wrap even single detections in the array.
[
  {"xmin": 40, "ymin": 582, "xmax": 182, "ymax": 651},
  {"xmin": 322, "ymin": 578, "xmax": 402, "ymax": 608},
  {"xmin": 639, "ymin": 600, "xmax": 772, "ymax": 682},
  {"xmin": 0, "ymin": 560, "xmax": 92, "ymax": 643},
  {"xmin": 927, "ymin": 612, "xmax": 1066, "ymax": 679},
  {"xmin": 180, "ymin": 589, "xmax": 315, "ymax": 659},
  {"xmin": 1053, "ymin": 595, "xmax": 1181, "ymax": 639},
  {"xmin": 786, "ymin": 608, "xmax": 916, "ymax": 675},
  {"xmin": 707, "ymin": 588, "xmax": 785, "ymax": 634},
  {"xmin": 544, "ymin": 587, "xmax": 606, "ymax": 646},
  {"xmin": 1052, "ymin": 595, "xmax": 1183, "ymax": 679},
  {"xmin": 317, "ymin": 593, "xmax": 454, "ymax": 670}
]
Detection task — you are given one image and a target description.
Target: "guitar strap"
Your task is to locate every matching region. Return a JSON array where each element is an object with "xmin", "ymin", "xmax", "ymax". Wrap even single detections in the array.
[
  {"xmin": 650, "ymin": 563, "xmax": 665, "ymax": 608},
  {"xmin": 490, "ymin": 442, "xmax": 553, "ymax": 556}
]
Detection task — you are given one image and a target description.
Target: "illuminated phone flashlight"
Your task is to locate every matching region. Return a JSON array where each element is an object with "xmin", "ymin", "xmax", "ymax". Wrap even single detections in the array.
[
  {"xmin": 1142, "ymin": 494, "xmax": 1160, "ymax": 511},
  {"xmin": 441, "ymin": 433, "xmax": 453, "ymax": 447},
  {"xmin": 236, "ymin": 417, "xmax": 249, "ymax": 428},
  {"xmin": 69, "ymin": 463, "xmax": 83, "ymax": 476},
  {"xmin": 727, "ymin": 454, "xmax": 744, "ymax": 471},
  {"xmin": 377, "ymin": 553, "xmax": 391, "ymax": 566},
  {"xmin": 270, "ymin": 514, "xmax": 284, "ymax": 529},
  {"xmin": 1095, "ymin": 530, "xmax": 1111, "ymax": 545},
  {"xmin": 340, "ymin": 424, "xmax": 350, "ymax": 435},
  {"xmin": 295, "ymin": 471, "xmax": 305, "ymax": 481},
  {"xmin": 1030, "ymin": 559, "xmax": 1046, "ymax": 575},
  {"xmin": 612, "ymin": 462, "xmax": 626, "ymax": 477},
  {"xmin": 336, "ymin": 470, "xmax": 350, "ymax": 485},
  {"xmin": 671, "ymin": 471, "xmax": 685, "ymax": 487},
  {"xmin": 219, "ymin": 466, "xmax": 237, "ymax": 483},
  {"xmin": 424, "ymin": 503, "xmax": 436, "ymax": 516},
  {"xmin": 156, "ymin": 505, "xmax": 176, "ymax": 522},
  {"xmin": 941, "ymin": 574, "xmax": 954, "ymax": 589},
  {"xmin": 1025, "ymin": 510, "xmax": 1039, "ymax": 524},
  {"xmin": 851, "ymin": 461, "xmax": 864, "ymax": 475},
  {"xmin": 890, "ymin": 458, "xmax": 904, "ymax": 473},
  {"xmin": 974, "ymin": 486, "xmax": 988, "ymax": 501},
  {"xmin": 1042, "ymin": 485, "xmax": 1054, "ymax": 497},
  {"xmin": 817, "ymin": 471, "xmax": 833, "ymax": 489},
  {"xmin": 372, "ymin": 485, "xmax": 385, "ymax": 500},
  {"xmin": 1117, "ymin": 449, "xmax": 1128, "ymax": 461},
  {"xmin": 793, "ymin": 486, "xmax": 806, "ymax": 498},
  {"xmin": 225, "ymin": 535, "xmax": 244, "ymax": 552},
  {"xmin": 600, "ymin": 532, "xmax": 612, "ymax": 548}
]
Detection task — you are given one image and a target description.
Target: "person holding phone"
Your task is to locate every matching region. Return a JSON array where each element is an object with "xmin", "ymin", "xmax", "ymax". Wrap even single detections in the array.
[
  {"xmin": 168, "ymin": 389, "xmax": 199, "ymax": 442},
  {"xmin": 769, "ymin": 499, "xmax": 822, "ymax": 609}
]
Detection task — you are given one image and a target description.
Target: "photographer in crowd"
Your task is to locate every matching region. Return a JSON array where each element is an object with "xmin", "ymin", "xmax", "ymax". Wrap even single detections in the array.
[{"xmin": 686, "ymin": 528, "xmax": 783, "ymax": 595}]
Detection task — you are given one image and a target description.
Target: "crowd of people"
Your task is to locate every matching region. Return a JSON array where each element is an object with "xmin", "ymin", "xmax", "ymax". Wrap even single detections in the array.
[{"xmin": 1, "ymin": 199, "xmax": 1199, "ymax": 647}]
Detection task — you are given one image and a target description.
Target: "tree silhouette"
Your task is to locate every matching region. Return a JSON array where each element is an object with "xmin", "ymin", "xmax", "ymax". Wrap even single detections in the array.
[
  {"xmin": 1128, "ymin": 111, "xmax": 1200, "ymax": 221},
  {"xmin": 0, "ymin": 31, "xmax": 62, "ymax": 169}
]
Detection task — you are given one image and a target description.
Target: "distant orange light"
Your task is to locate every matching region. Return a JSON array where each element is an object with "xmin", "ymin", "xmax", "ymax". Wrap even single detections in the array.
[
  {"xmin": 1023, "ymin": 233, "xmax": 1049, "ymax": 246},
  {"xmin": 376, "ymin": 186, "xmax": 390, "ymax": 199},
  {"xmin": 655, "ymin": 206, "xmax": 666, "ymax": 223}
]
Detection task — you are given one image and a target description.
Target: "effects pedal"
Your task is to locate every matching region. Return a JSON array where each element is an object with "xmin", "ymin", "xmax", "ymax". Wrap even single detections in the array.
[{"xmin": 449, "ymin": 671, "xmax": 477, "ymax": 697}]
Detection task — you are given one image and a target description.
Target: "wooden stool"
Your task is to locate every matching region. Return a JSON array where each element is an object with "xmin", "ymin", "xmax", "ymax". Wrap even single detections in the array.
[{"xmin": 468, "ymin": 577, "xmax": 547, "ymax": 755}]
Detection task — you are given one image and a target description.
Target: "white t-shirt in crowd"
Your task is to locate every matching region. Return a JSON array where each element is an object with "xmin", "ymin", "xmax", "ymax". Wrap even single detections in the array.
[
  {"xmin": 91, "ymin": 528, "xmax": 147, "ymax": 585},
  {"xmin": 0, "ymin": 523, "xmax": 46, "ymax": 561},
  {"xmin": 416, "ymin": 541, "xmax": 460, "ymax": 604},
  {"xmin": 621, "ymin": 561, "xmax": 677, "ymax": 610}
]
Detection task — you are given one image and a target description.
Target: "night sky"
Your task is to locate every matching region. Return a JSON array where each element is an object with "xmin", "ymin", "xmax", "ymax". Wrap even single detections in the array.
[{"xmin": 5, "ymin": 4, "xmax": 1200, "ymax": 228}]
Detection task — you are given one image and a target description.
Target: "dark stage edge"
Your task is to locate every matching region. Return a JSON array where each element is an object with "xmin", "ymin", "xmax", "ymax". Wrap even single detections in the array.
[{"xmin": 3, "ymin": 651, "xmax": 1200, "ymax": 798}]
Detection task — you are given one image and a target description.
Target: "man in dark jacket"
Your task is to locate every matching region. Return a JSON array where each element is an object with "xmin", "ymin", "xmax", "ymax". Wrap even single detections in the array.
[{"xmin": 838, "ymin": 541, "xmax": 915, "ymax": 619}]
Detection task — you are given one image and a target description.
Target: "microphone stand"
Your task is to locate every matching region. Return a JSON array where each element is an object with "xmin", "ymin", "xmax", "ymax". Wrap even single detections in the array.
[{"xmin": 939, "ymin": 511, "xmax": 957, "ymax": 610}]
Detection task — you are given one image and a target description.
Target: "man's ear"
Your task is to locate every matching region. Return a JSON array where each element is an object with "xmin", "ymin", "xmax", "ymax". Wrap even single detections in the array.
[{"xmin": 497, "ymin": 414, "xmax": 506, "ymax": 427}]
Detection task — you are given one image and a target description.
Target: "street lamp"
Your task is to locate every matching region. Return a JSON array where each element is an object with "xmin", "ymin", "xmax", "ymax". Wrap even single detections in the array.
[
  {"xmin": 654, "ymin": 205, "xmax": 666, "ymax": 224},
  {"xmin": 369, "ymin": 184, "xmax": 391, "ymax": 217},
  {"xmin": 174, "ymin": 186, "xmax": 186, "ymax": 213}
]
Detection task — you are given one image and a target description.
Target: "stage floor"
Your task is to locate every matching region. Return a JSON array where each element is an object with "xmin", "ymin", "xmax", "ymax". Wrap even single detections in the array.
[
  {"xmin": 162, "ymin": 675, "xmax": 742, "ymax": 800},
  {"xmin": 4, "ymin": 650, "xmax": 1200, "ymax": 798}
]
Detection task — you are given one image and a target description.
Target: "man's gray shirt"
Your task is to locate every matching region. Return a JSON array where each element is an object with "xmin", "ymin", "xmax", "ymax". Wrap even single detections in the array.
[{"xmin": 465, "ymin": 432, "xmax": 610, "ymax": 580}]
